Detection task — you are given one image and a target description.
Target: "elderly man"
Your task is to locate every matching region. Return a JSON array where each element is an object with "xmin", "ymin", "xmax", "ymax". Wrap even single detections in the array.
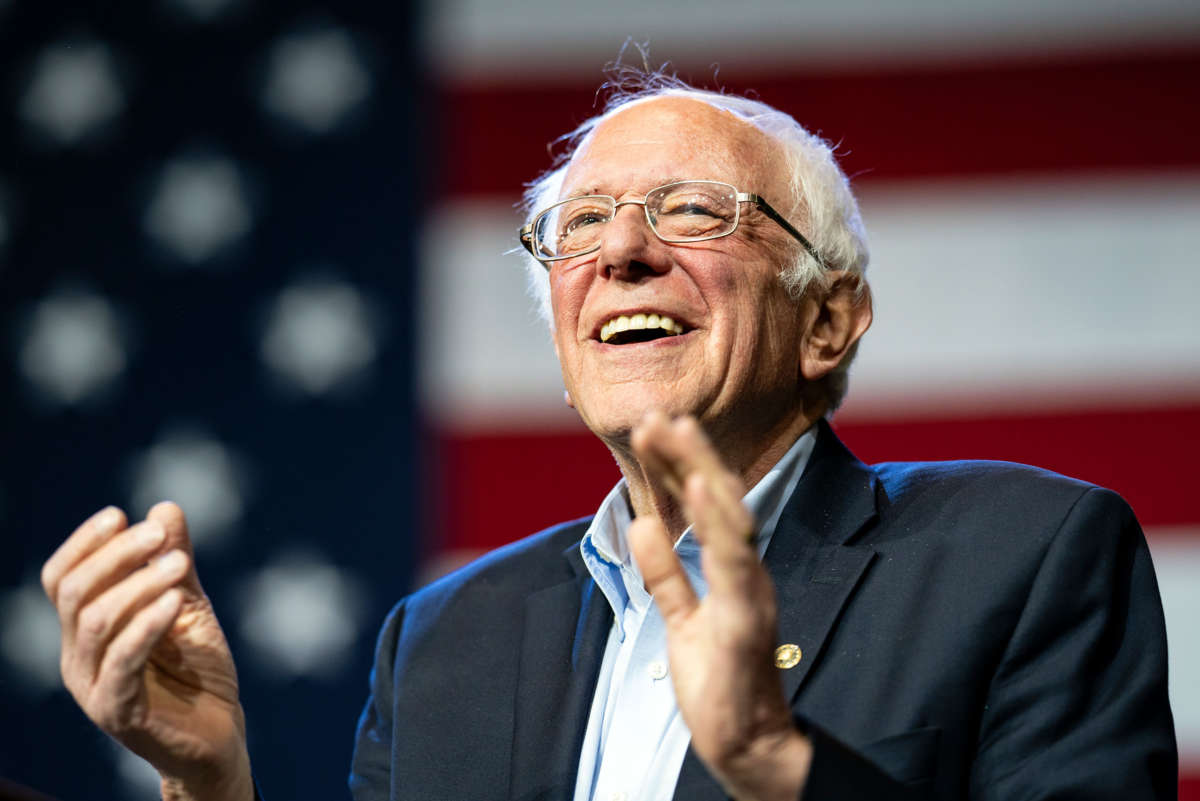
[{"xmin": 41, "ymin": 75, "xmax": 1175, "ymax": 801}]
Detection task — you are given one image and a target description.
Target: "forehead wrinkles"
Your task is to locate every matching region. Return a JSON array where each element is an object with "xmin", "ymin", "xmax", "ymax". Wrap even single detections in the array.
[{"xmin": 561, "ymin": 97, "xmax": 786, "ymax": 199}]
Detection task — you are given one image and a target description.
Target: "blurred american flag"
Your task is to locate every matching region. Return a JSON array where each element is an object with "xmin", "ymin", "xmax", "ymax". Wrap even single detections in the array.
[{"xmin": 1, "ymin": 1, "xmax": 1197, "ymax": 799}]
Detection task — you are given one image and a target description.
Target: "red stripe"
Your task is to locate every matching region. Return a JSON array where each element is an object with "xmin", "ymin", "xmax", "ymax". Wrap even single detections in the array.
[
  {"xmin": 831, "ymin": 404, "xmax": 1199, "ymax": 528},
  {"xmin": 430, "ymin": 427, "xmax": 618, "ymax": 553},
  {"xmin": 429, "ymin": 403, "xmax": 1199, "ymax": 553},
  {"xmin": 435, "ymin": 46, "xmax": 1200, "ymax": 199},
  {"xmin": 1183, "ymin": 774, "xmax": 1200, "ymax": 801}
]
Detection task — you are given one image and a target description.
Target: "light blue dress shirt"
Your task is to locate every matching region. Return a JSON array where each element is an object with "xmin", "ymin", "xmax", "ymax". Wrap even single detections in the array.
[{"xmin": 573, "ymin": 427, "xmax": 818, "ymax": 801}]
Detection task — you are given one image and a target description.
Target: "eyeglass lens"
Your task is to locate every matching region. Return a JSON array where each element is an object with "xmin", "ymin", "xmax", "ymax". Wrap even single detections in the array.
[{"xmin": 534, "ymin": 181, "xmax": 739, "ymax": 258}]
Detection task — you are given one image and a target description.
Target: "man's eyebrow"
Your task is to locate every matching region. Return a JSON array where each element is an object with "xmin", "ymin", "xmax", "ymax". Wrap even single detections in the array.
[
  {"xmin": 560, "ymin": 186, "xmax": 604, "ymax": 199},
  {"xmin": 654, "ymin": 176, "xmax": 688, "ymax": 190},
  {"xmin": 560, "ymin": 177, "xmax": 691, "ymax": 199}
]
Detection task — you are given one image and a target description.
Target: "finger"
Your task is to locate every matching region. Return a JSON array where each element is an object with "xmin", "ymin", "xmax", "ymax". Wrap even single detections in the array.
[
  {"xmin": 633, "ymin": 415, "xmax": 750, "ymax": 547},
  {"xmin": 633, "ymin": 415, "xmax": 745, "ymax": 514},
  {"xmin": 686, "ymin": 471, "xmax": 754, "ymax": 552},
  {"xmin": 43, "ymin": 506, "xmax": 128, "ymax": 605},
  {"xmin": 88, "ymin": 588, "xmax": 184, "ymax": 734},
  {"xmin": 146, "ymin": 501, "xmax": 204, "ymax": 596},
  {"xmin": 73, "ymin": 550, "xmax": 191, "ymax": 682},
  {"xmin": 667, "ymin": 417, "xmax": 746, "ymax": 516},
  {"xmin": 629, "ymin": 516, "xmax": 699, "ymax": 628},
  {"xmin": 54, "ymin": 520, "xmax": 167, "ymax": 637},
  {"xmin": 631, "ymin": 411, "xmax": 688, "ymax": 498},
  {"xmin": 686, "ymin": 473, "xmax": 760, "ymax": 596}
]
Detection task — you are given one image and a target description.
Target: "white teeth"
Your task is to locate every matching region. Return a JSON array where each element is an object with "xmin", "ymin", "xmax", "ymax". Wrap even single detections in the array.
[{"xmin": 599, "ymin": 314, "xmax": 686, "ymax": 343}]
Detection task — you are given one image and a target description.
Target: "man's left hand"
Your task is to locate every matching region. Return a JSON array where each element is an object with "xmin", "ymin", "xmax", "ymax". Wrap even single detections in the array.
[{"xmin": 629, "ymin": 411, "xmax": 812, "ymax": 801}]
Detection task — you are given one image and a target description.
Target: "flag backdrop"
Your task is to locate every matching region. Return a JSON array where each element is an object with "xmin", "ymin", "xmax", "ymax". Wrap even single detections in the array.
[{"xmin": 1, "ymin": 1, "xmax": 1198, "ymax": 799}]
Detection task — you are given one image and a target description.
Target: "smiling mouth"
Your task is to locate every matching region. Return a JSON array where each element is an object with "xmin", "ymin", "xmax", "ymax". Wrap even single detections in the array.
[{"xmin": 599, "ymin": 313, "xmax": 686, "ymax": 345}]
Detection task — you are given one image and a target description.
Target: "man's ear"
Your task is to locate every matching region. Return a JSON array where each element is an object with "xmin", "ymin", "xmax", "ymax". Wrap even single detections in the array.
[{"xmin": 800, "ymin": 271, "xmax": 872, "ymax": 381}]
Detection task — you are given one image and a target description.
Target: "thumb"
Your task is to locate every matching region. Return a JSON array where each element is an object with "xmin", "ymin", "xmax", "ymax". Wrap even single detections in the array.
[
  {"xmin": 146, "ymin": 501, "xmax": 205, "ymax": 597},
  {"xmin": 629, "ymin": 516, "xmax": 698, "ymax": 629}
]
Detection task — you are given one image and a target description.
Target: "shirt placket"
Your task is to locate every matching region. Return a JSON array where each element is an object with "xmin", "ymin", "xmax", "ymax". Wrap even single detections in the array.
[{"xmin": 591, "ymin": 596, "xmax": 677, "ymax": 801}]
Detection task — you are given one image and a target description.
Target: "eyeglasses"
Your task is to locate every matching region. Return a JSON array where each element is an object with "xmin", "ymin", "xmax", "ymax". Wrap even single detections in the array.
[{"xmin": 519, "ymin": 180, "xmax": 824, "ymax": 269}]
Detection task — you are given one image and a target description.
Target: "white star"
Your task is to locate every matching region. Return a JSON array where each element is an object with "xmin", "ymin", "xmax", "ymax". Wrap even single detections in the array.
[
  {"xmin": 127, "ymin": 428, "xmax": 247, "ymax": 549},
  {"xmin": 144, "ymin": 155, "xmax": 252, "ymax": 264},
  {"xmin": 18, "ymin": 290, "xmax": 128, "ymax": 406},
  {"xmin": 19, "ymin": 42, "xmax": 124, "ymax": 145},
  {"xmin": 236, "ymin": 551, "xmax": 366, "ymax": 678},
  {"xmin": 262, "ymin": 28, "xmax": 370, "ymax": 134},
  {"xmin": 163, "ymin": 0, "xmax": 242, "ymax": 23},
  {"xmin": 260, "ymin": 277, "xmax": 380, "ymax": 396},
  {"xmin": 0, "ymin": 582, "xmax": 62, "ymax": 694}
]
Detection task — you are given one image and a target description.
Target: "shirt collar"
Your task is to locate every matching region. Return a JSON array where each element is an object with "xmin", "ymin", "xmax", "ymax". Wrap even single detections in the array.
[{"xmin": 579, "ymin": 425, "xmax": 819, "ymax": 638}]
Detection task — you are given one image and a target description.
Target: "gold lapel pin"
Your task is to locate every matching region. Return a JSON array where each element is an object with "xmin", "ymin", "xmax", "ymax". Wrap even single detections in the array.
[{"xmin": 774, "ymin": 643, "xmax": 802, "ymax": 669}]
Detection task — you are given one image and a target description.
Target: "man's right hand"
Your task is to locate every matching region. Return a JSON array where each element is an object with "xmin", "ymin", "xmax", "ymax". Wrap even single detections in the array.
[{"xmin": 41, "ymin": 502, "xmax": 254, "ymax": 801}]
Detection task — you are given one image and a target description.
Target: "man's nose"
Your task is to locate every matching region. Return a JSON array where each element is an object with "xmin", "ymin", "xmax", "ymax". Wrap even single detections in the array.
[{"xmin": 595, "ymin": 202, "xmax": 670, "ymax": 281}]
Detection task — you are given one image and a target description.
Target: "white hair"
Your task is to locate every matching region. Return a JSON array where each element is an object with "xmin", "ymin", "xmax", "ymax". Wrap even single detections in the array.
[{"xmin": 519, "ymin": 68, "xmax": 870, "ymax": 411}]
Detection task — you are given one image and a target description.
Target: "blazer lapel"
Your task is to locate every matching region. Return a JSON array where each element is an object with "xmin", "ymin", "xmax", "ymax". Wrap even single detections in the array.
[
  {"xmin": 673, "ymin": 420, "xmax": 880, "ymax": 801},
  {"xmin": 767, "ymin": 419, "xmax": 879, "ymax": 702},
  {"xmin": 510, "ymin": 540, "xmax": 613, "ymax": 801}
]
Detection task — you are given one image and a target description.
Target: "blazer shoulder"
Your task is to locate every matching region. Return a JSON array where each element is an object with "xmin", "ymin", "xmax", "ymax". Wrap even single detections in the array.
[
  {"xmin": 873, "ymin": 458, "xmax": 1104, "ymax": 509},
  {"xmin": 867, "ymin": 459, "xmax": 1138, "ymax": 553},
  {"xmin": 401, "ymin": 516, "xmax": 592, "ymax": 620}
]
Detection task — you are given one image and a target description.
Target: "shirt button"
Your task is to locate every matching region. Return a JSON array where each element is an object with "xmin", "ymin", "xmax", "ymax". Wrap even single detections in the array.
[
  {"xmin": 648, "ymin": 660, "xmax": 668, "ymax": 680},
  {"xmin": 610, "ymin": 792, "xmax": 627, "ymax": 801}
]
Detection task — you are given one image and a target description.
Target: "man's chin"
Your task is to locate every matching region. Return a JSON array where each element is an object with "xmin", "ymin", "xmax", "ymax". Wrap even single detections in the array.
[{"xmin": 577, "ymin": 396, "xmax": 701, "ymax": 446}]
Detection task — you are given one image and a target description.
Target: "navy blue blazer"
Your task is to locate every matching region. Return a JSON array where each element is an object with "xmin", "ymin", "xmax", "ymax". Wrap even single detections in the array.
[{"xmin": 349, "ymin": 421, "xmax": 1176, "ymax": 800}]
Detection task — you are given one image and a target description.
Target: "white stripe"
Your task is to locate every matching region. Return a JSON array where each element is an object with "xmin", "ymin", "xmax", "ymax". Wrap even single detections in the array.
[
  {"xmin": 418, "ymin": 201, "xmax": 576, "ymax": 430},
  {"xmin": 425, "ymin": 0, "xmax": 1200, "ymax": 79},
  {"xmin": 420, "ymin": 174, "xmax": 1200, "ymax": 427},
  {"xmin": 843, "ymin": 174, "xmax": 1200, "ymax": 418},
  {"xmin": 1146, "ymin": 528, "xmax": 1200, "ymax": 767}
]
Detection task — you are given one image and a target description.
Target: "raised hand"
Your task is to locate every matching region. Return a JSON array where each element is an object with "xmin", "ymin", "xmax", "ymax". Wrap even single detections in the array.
[
  {"xmin": 628, "ymin": 412, "xmax": 812, "ymax": 801},
  {"xmin": 41, "ymin": 502, "xmax": 253, "ymax": 801}
]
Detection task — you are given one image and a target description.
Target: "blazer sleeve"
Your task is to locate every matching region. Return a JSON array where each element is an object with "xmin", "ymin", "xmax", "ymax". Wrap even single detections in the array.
[
  {"xmin": 798, "ymin": 719, "xmax": 926, "ymax": 800},
  {"xmin": 348, "ymin": 600, "xmax": 406, "ymax": 801},
  {"xmin": 802, "ymin": 486, "xmax": 1176, "ymax": 801},
  {"xmin": 966, "ymin": 486, "xmax": 1176, "ymax": 799}
]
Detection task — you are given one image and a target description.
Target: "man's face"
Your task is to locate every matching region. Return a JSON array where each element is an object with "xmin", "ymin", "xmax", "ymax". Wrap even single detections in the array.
[{"xmin": 549, "ymin": 96, "xmax": 810, "ymax": 454}]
